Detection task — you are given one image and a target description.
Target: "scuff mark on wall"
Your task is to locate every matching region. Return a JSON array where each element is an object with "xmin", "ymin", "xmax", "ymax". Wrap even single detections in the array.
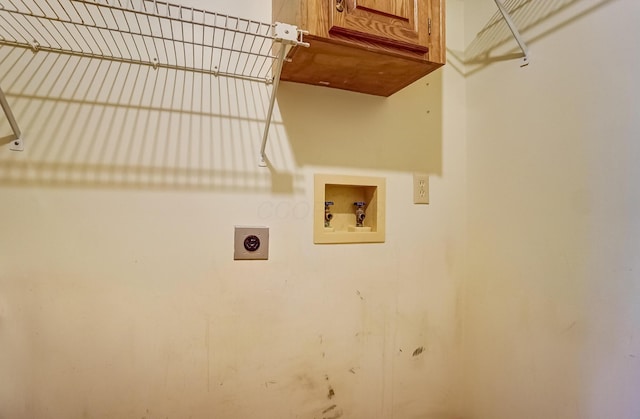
[
  {"xmin": 295, "ymin": 373, "xmax": 316, "ymax": 391},
  {"xmin": 321, "ymin": 402, "xmax": 343, "ymax": 419},
  {"xmin": 323, "ymin": 408, "xmax": 343, "ymax": 419},
  {"xmin": 322, "ymin": 404, "xmax": 337, "ymax": 413},
  {"xmin": 206, "ymin": 318, "xmax": 210, "ymax": 392},
  {"xmin": 412, "ymin": 346, "xmax": 425, "ymax": 357},
  {"xmin": 563, "ymin": 321, "xmax": 577, "ymax": 333}
]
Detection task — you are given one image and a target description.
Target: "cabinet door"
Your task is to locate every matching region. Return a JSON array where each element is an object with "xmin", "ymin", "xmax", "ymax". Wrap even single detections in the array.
[{"xmin": 329, "ymin": 0, "xmax": 430, "ymax": 54}]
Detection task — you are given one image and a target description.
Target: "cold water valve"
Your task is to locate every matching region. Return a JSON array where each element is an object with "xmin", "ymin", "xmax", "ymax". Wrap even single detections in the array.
[
  {"xmin": 354, "ymin": 201, "xmax": 366, "ymax": 227},
  {"xmin": 324, "ymin": 201, "xmax": 334, "ymax": 228}
]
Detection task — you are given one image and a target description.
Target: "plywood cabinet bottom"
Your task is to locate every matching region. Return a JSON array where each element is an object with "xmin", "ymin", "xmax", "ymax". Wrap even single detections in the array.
[{"xmin": 280, "ymin": 36, "xmax": 443, "ymax": 97}]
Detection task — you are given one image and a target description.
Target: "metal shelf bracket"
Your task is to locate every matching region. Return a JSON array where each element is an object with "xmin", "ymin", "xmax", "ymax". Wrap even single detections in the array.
[
  {"xmin": 493, "ymin": 0, "xmax": 530, "ymax": 67},
  {"xmin": 259, "ymin": 23, "xmax": 309, "ymax": 167},
  {"xmin": 0, "ymin": 86, "xmax": 24, "ymax": 151}
]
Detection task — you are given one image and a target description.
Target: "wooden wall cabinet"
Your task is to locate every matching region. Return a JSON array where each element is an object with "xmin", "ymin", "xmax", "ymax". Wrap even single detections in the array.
[{"xmin": 273, "ymin": 0, "xmax": 445, "ymax": 96}]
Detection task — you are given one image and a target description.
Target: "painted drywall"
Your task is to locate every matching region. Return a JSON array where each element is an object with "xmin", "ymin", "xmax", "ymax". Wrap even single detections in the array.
[
  {"xmin": 461, "ymin": 0, "xmax": 640, "ymax": 418},
  {"xmin": 0, "ymin": 1, "xmax": 467, "ymax": 418}
]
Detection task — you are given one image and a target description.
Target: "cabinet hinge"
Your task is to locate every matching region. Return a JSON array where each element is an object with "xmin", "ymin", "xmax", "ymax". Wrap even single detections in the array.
[{"xmin": 428, "ymin": 18, "xmax": 432, "ymax": 35}]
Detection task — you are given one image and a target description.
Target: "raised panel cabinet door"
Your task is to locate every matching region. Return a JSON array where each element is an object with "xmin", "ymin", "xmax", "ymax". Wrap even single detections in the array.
[{"xmin": 329, "ymin": 0, "xmax": 430, "ymax": 54}]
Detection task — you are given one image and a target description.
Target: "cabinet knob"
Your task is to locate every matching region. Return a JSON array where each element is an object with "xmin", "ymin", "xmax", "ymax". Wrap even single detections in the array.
[{"xmin": 336, "ymin": 0, "xmax": 344, "ymax": 12}]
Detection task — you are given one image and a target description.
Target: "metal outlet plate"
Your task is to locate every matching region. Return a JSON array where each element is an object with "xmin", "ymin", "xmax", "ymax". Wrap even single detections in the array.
[{"xmin": 234, "ymin": 226, "xmax": 269, "ymax": 260}]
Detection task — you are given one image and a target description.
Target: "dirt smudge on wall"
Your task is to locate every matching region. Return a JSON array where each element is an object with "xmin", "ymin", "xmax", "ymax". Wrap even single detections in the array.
[
  {"xmin": 412, "ymin": 346, "xmax": 425, "ymax": 357},
  {"xmin": 295, "ymin": 373, "xmax": 316, "ymax": 390},
  {"xmin": 323, "ymin": 404, "xmax": 337, "ymax": 414},
  {"xmin": 322, "ymin": 404, "xmax": 343, "ymax": 419}
]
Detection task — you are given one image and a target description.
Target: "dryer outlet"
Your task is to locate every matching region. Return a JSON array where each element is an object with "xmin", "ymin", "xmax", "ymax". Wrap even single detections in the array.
[{"xmin": 234, "ymin": 226, "xmax": 269, "ymax": 260}]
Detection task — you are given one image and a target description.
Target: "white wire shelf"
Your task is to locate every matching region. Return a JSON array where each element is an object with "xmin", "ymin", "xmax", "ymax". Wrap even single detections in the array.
[{"xmin": 0, "ymin": 0, "xmax": 309, "ymax": 165}]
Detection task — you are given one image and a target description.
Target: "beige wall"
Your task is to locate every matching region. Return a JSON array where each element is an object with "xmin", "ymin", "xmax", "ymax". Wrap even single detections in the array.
[
  {"xmin": 0, "ymin": 1, "xmax": 466, "ymax": 418},
  {"xmin": 461, "ymin": 0, "xmax": 640, "ymax": 418},
  {"xmin": 8, "ymin": 1, "xmax": 637, "ymax": 418}
]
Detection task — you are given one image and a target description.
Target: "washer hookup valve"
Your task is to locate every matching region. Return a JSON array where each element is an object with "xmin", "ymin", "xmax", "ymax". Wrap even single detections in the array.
[
  {"xmin": 324, "ymin": 201, "xmax": 335, "ymax": 227},
  {"xmin": 353, "ymin": 201, "xmax": 366, "ymax": 227}
]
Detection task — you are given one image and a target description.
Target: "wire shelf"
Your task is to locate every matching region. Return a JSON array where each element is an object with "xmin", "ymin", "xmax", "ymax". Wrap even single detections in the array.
[
  {"xmin": 0, "ymin": 0, "xmax": 309, "ymax": 164},
  {"xmin": 0, "ymin": 0, "xmax": 299, "ymax": 83}
]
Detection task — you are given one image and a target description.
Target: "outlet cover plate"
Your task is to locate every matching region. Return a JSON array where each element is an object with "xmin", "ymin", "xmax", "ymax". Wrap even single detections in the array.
[
  {"xmin": 234, "ymin": 226, "xmax": 269, "ymax": 260},
  {"xmin": 413, "ymin": 173, "xmax": 429, "ymax": 204}
]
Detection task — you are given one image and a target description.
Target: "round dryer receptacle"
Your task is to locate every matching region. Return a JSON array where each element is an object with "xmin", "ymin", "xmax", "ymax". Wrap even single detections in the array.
[{"xmin": 243, "ymin": 235, "xmax": 261, "ymax": 252}]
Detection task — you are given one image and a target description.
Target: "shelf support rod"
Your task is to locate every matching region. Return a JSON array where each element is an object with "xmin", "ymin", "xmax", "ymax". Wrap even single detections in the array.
[
  {"xmin": 0, "ymin": 86, "xmax": 24, "ymax": 151},
  {"xmin": 493, "ymin": 0, "xmax": 530, "ymax": 67},
  {"xmin": 259, "ymin": 23, "xmax": 309, "ymax": 167},
  {"xmin": 259, "ymin": 45, "xmax": 287, "ymax": 167}
]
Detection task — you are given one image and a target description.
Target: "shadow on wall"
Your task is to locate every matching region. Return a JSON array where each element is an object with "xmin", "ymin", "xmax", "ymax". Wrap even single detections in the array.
[
  {"xmin": 0, "ymin": 47, "xmax": 302, "ymax": 194},
  {"xmin": 447, "ymin": 0, "xmax": 618, "ymax": 77},
  {"xmin": 276, "ymin": 69, "xmax": 443, "ymax": 175},
  {"xmin": 1, "ymin": 48, "xmax": 443, "ymax": 194}
]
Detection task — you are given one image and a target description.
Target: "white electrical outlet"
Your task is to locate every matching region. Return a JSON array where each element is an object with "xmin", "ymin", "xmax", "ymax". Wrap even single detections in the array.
[
  {"xmin": 234, "ymin": 226, "xmax": 269, "ymax": 260},
  {"xmin": 413, "ymin": 173, "xmax": 429, "ymax": 204}
]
